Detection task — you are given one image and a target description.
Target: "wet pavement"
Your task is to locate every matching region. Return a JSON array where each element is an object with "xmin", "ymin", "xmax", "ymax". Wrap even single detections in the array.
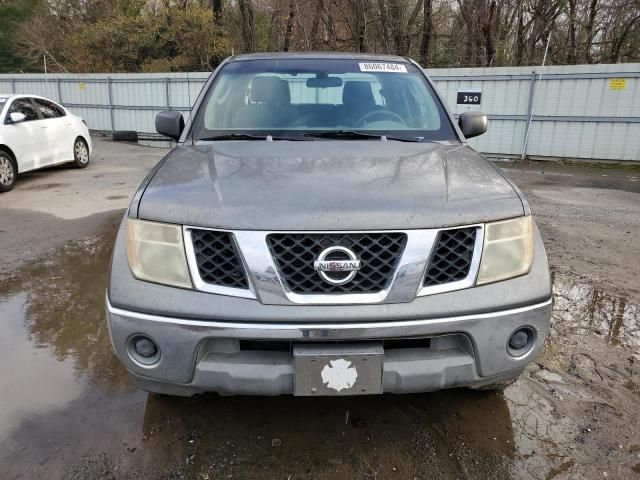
[{"xmin": 0, "ymin": 139, "xmax": 639, "ymax": 479}]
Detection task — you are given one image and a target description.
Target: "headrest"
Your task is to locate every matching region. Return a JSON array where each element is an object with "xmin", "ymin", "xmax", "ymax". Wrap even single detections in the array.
[
  {"xmin": 250, "ymin": 76, "xmax": 291, "ymax": 105},
  {"xmin": 342, "ymin": 81, "xmax": 375, "ymax": 107}
]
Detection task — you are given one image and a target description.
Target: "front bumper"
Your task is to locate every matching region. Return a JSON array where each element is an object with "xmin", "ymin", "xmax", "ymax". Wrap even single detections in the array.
[{"xmin": 106, "ymin": 297, "xmax": 551, "ymax": 396}]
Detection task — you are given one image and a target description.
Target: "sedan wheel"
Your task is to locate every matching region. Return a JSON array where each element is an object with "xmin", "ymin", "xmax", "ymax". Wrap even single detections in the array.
[
  {"xmin": 0, "ymin": 153, "xmax": 17, "ymax": 192},
  {"xmin": 73, "ymin": 138, "xmax": 90, "ymax": 168}
]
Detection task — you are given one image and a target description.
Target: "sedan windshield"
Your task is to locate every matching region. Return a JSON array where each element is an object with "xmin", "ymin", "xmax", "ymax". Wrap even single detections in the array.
[{"xmin": 191, "ymin": 58, "xmax": 457, "ymax": 142}]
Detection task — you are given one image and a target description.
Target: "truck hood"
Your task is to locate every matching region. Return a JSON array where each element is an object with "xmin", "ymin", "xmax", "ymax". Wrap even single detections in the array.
[{"xmin": 137, "ymin": 141, "xmax": 524, "ymax": 230}]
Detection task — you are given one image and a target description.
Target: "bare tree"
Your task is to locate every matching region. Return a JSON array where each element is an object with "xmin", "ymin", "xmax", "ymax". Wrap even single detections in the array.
[
  {"xmin": 481, "ymin": 1, "xmax": 497, "ymax": 66},
  {"xmin": 283, "ymin": 0, "xmax": 296, "ymax": 51},
  {"xmin": 419, "ymin": 0, "xmax": 432, "ymax": 65},
  {"xmin": 377, "ymin": 0, "xmax": 392, "ymax": 54},
  {"xmin": 238, "ymin": 0, "xmax": 255, "ymax": 52},
  {"xmin": 309, "ymin": 0, "xmax": 323, "ymax": 49},
  {"xmin": 515, "ymin": 0, "xmax": 526, "ymax": 65},
  {"xmin": 16, "ymin": 15, "xmax": 68, "ymax": 72},
  {"xmin": 584, "ymin": 0, "xmax": 599, "ymax": 62},
  {"xmin": 212, "ymin": 0, "xmax": 223, "ymax": 17},
  {"xmin": 566, "ymin": 0, "xmax": 577, "ymax": 63},
  {"xmin": 610, "ymin": 11, "xmax": 640, "ymax": 62},
  {"xmin": 353, "ymin": 0, "xmax": 367, "ymax": 52},
  {"xmin": 6, "ymin": 0, "xmax": 640, "ymax": 73}
]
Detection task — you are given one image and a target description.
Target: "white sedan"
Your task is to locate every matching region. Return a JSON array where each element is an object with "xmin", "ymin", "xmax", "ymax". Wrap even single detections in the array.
[{"xmin": 0, "ymin": 94, "xmax": 92, "ymax": 192}]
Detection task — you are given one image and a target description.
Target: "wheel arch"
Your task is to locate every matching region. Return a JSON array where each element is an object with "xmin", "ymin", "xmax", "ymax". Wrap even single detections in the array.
[
  {"xmin": 75, "ymin": 135, "xmax": 89, "ymax": 145},
  {"xmin": 74, "ymin": 135, "xmax": 90, "ymax": 154},
  {"xmin": 0, "ymin": 144, "xmax": 18, "ymax": 172}
]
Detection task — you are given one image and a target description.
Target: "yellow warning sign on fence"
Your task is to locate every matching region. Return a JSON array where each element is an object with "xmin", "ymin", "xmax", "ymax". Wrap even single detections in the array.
[{"xmin": 608, "ymin": 78, "xmax": 626, "ymax": 90}]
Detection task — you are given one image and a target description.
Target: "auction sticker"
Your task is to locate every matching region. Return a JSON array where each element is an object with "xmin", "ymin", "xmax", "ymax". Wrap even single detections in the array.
[{"xmin": 359, "ymin": 63, "xmax": 407, "ymax": 73}]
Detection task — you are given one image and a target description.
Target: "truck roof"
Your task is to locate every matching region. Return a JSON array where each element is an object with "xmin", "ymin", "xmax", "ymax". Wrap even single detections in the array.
[{"xmin": 229, "ymin": 51, "xmax": 412, "ymax": 63}]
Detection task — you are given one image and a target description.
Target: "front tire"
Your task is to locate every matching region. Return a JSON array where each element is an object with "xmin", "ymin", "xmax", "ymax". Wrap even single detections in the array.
[
  {"xmin": 72, "ymin": 138, "xmax": 90, "ymax": 168},
  {"xmin": 0, "ymin": 151, "xmax": 17, "ymax": 192}
]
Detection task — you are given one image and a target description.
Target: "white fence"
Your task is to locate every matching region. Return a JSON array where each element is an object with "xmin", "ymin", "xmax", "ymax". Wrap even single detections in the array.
[
  {"xmin": 1, "ymin": 63, "xmax": 638, "ymax": 161},
  {"xmin": 432, "ymin": 63, "xmax": 639, "ymax": 162},
  {"xmin": 0, "ymin": 72, "xmax": 207, "ymax": 137}
]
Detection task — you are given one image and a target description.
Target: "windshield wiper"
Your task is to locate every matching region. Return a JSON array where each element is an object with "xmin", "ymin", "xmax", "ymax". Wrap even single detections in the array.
[
  {"xmin": 199, "ymin": 133, "xmax": 303, "ymax": 141},
  {"xmin": 302, "ymin": 130, "xmax": 422, "ymax": 142},
  {"xmin": 199, "ymin": 131, "xmax": 423, "ymax": 142}
]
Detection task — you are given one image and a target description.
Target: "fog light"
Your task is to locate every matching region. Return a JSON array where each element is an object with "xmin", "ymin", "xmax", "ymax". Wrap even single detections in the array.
[
  {"xmin": 128, "ymin": 335, "xmax": 160, "ymax": 365},
  {"xmin": 507, "ymin": 327, "xmax": 535, "ymax": 356},
  {"xmin": 134, "ymin": 336, "xmax": 157, "ymax": 357}
]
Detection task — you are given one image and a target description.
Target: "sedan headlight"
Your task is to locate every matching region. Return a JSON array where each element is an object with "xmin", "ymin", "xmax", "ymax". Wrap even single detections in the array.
[
  {"xmin": 126, "ymin": 219, "xmax": 192, "ymax": 288},
  {"xmin": 476, "ymin": 216, "xmax": 534, "ymax": 285}
]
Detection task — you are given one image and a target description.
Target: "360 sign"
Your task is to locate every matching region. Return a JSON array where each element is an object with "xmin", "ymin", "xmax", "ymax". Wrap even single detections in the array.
[{"xmin": 456, "ymin": 90, "xmax": 482, "ymax": 105}]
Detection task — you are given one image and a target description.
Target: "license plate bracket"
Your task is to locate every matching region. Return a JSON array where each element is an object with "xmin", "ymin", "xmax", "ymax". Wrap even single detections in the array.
[{"xmin": 293, "ymin": 343, "xmax": 384, "ymax": 396}]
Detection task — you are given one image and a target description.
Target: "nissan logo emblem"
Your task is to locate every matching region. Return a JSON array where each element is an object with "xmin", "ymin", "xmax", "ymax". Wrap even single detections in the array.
[{"xmin": 313, "ymin": 246, "xmax": 361, "ymax": 286}]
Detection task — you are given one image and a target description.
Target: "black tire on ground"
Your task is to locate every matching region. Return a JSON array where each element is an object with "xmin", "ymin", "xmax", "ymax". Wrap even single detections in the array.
[
  {"xmin": 112, "ymin": 131, "xmax": 138, "ymax": 142},
  {"xmin": 0, "ymin": 150, "xmax": 17, "ymax": 193},
  {"xmin": 72, "ymin": 137, "xmax": 90, "ymax": 168}
]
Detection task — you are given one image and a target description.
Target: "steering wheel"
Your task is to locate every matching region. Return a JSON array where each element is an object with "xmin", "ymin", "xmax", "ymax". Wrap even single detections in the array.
[{"xmin": 355, "ymin": 110, "xmax": 406, "ymax": 127}]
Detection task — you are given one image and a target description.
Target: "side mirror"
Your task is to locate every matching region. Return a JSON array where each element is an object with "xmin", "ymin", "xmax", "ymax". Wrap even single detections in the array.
[
  {"xmin": 155, "ymin": 111, "xmax": 185, "ymax": 141},
  {"xmin": 458, "ymin": 111, "xmax": 487, "ymax": 139},
  {"xmin": 9, "ymin": 112, "xmax": 27, "ymax": 124}
]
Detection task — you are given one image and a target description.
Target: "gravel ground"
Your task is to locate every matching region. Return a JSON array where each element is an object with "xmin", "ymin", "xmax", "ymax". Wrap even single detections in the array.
[{"xmin": 0, "ymin": 138, "xmax": 638, "ymax": 480}]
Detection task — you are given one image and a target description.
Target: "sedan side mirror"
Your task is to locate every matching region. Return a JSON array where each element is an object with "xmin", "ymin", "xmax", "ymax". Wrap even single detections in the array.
[
  {"xmin": 9, "ymin": 112, "xmax": 27, "ymax": 124},
  {"xmin": 458, "ymin": 111, "xmax": 487, "ymax": 139},
  {"xmin": 155, "ymin": 111, "xmax": 185, "ymax": 141}
]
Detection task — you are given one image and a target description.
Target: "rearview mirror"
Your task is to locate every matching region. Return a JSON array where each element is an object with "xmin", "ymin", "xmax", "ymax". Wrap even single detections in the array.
[
  {"xmin": 9, "ymin": 112, "xmax": 26, "ymax": 124},
  {"xmin": 306, "ymin": 77, "xmax": 343, "ymax": 88},
  {"xmin": 458, "ymin": 111, "xmax": 487, "ymax": 139},
  {"xmin": 155, "ymin": 111, "xmax": 185, "ymax": 141}
]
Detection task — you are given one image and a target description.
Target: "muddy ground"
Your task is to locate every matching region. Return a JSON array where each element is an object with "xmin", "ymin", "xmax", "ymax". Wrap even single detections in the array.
[{"xmin": 0, "ymin": 138, "xmax": 638, "ymax": 480}]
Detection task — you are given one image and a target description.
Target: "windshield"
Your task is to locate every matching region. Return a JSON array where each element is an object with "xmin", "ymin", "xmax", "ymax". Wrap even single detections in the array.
[{"xmin": 191, "ymin": 58, "xmax": 457, "ymax": 142}]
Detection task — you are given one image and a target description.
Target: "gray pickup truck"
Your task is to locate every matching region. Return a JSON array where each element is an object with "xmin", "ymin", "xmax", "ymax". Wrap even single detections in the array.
[{"xmin": 106, "ymin": 53, "xmax": 551, "ymax": 397}]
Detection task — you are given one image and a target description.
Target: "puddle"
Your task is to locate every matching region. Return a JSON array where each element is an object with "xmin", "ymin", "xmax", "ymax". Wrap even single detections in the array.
[
  {"xmin": 551, "ymin": 272, "xmax": 639, "ymax": 349},
  {"xmin": 0, "ymin": 294, "xmax": 83, "ymax": 440},
  {"xmin": 0, "ymin": 234, "xmax": 132, "ymax": 393},
  {"xmin": 0, "ymin": 231, "xmax": 638, "ymax": 479},
  {"xmin": 503, "ymin": 271, "xmax": 640, "ymax": 479},
  {"xmin": 0, "ymin": 230, "xmax": 147, "ymax": 479}
]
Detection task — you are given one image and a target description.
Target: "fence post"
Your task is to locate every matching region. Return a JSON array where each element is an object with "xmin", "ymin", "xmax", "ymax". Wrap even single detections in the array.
[
  {"xmin": 107, "ymin": 77, "xmax": 115, "ymax": 132},
  {"xmin": 56, "ymin": 78, "xmax": 62, "ymax": 103},
  {"xmin": 165, "ymin": 78, "xmax": 171, "ymax": 110},
  {"xmin": 11, "ymin": 78, "xmax": 16, "ymax": 94},
  {"xmin": 521, "ymin": 70, "xmax": 537, "ymax": 160}
]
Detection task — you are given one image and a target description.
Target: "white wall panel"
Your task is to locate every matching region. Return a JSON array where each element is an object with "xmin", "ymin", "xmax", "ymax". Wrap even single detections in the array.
[{"xmin": 0, "ymin": 63, "xmax": 637, "ymax": 161}]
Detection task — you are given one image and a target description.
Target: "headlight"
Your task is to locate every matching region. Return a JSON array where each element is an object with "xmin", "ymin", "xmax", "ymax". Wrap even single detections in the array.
[
  {"xmin": 476, "ymin": 216, "xmax": 534, "ymax": 285},
  {"xmin": 126, "ymin": 219, "xmax": 192, "ymax": 289}
]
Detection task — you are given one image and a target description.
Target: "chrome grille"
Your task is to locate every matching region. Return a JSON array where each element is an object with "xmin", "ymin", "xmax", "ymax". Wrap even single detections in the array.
[
  {"xmin": 423, "ymin": 227, "xmax": 477, "ymax": 286},
  {"xmin": 191, "ymin": 229, "xmax": 248, "ymax": 289},
  {"xmin": 267, "ymin": 233, "xmax": 407, "ymax": 294}
]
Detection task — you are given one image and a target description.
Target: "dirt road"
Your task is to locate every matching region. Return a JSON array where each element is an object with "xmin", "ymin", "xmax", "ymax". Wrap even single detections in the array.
[{"xmin": 0, "ymin": 138, "xmax": 638, "ymax": 479}]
